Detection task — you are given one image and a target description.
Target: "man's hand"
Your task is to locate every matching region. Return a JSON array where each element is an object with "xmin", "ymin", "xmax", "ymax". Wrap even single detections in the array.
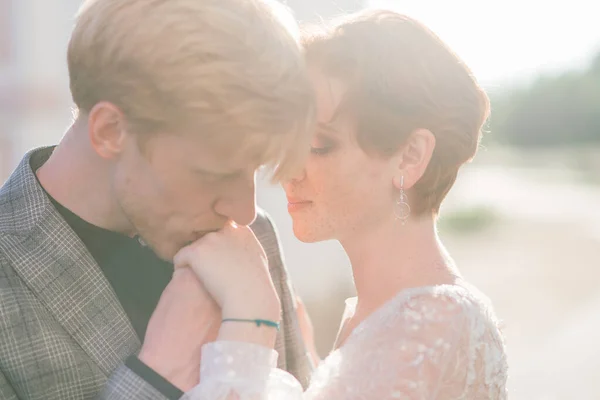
[{"xmin": 138, "ymin": 268, "xmax": 220, "ymax": 392}]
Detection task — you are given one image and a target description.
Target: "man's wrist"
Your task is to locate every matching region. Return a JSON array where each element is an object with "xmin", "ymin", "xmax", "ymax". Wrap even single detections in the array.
[
  {"xmin": 125, "ymin": 355, "xmax": 185, "ymax": 400},
  {"xmin": 137, "ymin": 349, "xmax": 199, "ymax": 392}
]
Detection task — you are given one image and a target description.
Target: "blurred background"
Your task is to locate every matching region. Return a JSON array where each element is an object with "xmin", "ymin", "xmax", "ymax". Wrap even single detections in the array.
[{"xmin": 1, "ymin": 0, "xmax": 599, "ymax": 398}]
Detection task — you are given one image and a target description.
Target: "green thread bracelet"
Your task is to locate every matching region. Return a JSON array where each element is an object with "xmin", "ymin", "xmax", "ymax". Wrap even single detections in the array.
[{"xmin": 222, "ymin": 318, "xmax": 280, "ymax": 331}]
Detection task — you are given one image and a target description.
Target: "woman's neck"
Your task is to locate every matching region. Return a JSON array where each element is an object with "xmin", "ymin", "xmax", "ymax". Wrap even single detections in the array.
[{"xmin": 340, "ymin": 215, "xmax": 460, "ymax": 320}]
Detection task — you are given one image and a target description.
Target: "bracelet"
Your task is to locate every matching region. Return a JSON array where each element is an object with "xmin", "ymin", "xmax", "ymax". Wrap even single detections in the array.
[{"xmin": 222, "ymin": 318, "xmax": 280, "ymax": 331}]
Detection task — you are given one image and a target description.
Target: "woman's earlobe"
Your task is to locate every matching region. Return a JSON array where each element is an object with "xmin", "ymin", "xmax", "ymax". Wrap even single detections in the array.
[{"xmin": 392, "ymin": 175, "xmax": 403, "ymax": 190}]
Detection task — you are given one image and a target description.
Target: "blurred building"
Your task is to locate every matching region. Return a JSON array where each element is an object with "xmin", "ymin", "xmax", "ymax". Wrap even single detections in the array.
[{"xmin": 1, "ymin": 0, "xmax": 77, "ymax": 180}]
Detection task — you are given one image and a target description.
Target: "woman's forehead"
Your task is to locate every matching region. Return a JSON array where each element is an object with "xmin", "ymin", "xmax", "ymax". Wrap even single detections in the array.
[{"xmin": 310, "ymin": 68, "xmax": 346, "ymax": 124}]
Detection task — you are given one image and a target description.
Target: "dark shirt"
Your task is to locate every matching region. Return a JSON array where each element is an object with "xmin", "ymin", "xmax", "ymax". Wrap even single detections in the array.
[
  {"xmin": 48, "ymin": 198, "xmax": 172, "ymax": 341},
  {"xmin": 35, "ymin": 159, "xmax": 184, "ymax": 399}
]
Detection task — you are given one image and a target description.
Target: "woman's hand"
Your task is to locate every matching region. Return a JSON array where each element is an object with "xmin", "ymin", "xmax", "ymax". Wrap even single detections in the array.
[{"xmin": 173, "ymin": 222, "xmax": 281, "ymax": 347}]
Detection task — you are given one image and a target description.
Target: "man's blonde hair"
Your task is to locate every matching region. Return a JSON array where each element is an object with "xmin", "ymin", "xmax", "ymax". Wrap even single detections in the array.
[{"xmin": 68, "ymin": 0, "xmax": 314, "ymax": 180}]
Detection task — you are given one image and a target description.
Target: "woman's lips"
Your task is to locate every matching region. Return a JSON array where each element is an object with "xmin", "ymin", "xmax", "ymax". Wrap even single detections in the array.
[{"xmin": 287, "ymin": 198, "xmax": 313, "ymax": 212}]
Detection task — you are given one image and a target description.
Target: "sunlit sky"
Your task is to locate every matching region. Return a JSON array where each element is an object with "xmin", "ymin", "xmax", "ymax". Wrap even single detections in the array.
[{"xmin": 369, "ymin": 0, "xmax": 600, "ymax": 86}]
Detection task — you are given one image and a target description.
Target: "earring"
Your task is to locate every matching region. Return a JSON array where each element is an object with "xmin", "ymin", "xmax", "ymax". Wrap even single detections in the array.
[{"xmin": 394, "ymin": 176, "xmax": 411, "ymax": 225}]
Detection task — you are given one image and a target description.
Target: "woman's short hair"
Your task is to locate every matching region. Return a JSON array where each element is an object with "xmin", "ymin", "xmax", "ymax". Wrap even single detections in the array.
[{"xmin": 303, "ymin": 10, "xmax": 490, "ymax": 214}]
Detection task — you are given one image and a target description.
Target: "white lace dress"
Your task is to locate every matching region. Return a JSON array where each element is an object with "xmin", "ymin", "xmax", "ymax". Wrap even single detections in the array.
[{"xmin": 186, "ymin": 284, "xmax": 508, "ymax": 399}]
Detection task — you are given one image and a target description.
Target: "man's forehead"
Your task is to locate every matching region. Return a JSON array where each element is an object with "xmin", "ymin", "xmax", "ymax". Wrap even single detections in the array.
[
  {"xmin": 188, "ymin": 139, "xmax": 266, "ymax": 172},
  {"xmin": 165, "ymin": 126, "xmax": 288, "ymax": 175}
]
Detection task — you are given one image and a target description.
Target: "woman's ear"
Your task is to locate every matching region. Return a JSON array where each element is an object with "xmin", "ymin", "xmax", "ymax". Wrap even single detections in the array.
[{"xmin": 392, "ymin": 129, "xmax": 436, "ymax": 190}]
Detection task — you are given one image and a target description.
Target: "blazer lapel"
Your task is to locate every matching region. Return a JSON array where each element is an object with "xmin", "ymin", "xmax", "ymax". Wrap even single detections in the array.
[
  {"xmin": 0, "ymin": 148, "xmax": 140, "ymax": 376},
  {"xmin": 251, "ymin": 211, "xmax": 313, "ymax": 389}
]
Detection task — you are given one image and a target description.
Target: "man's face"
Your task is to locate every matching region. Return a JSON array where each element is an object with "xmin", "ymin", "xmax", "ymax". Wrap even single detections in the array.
[{"xmin": 112, "ymin": 131, "xmax": 259, "ymax": 261}]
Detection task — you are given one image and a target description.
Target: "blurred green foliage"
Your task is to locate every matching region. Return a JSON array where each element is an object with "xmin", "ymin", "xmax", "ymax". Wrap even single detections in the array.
[
  {"xmin": 438, "ymin": 206, "xmax": 498, "ymax": 235},
  {"xmin": 488, "ymin": 51, "xmax": 600, "ymax": 147}
]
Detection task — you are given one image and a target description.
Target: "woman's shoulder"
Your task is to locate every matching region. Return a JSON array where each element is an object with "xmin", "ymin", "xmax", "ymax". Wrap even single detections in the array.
[
  {"xmin": 390, "ymin": 282, "xmax": 500, "ymax": 334},
  {"xmin": 315, "ymin": 283, "xmax": 508, "ymax": 399},
  {"xmin": 382, "ymin": 284, "xmax": 507, "ymax": 386}
]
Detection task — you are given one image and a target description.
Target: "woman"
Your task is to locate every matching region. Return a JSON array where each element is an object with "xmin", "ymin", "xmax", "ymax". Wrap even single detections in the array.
[{"xmin": 178, "ymin": 10, "xmax": 508, "ymax": 399}]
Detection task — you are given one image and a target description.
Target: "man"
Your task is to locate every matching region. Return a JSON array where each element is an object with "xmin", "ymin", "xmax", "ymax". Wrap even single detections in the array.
[{"xmin": 0, "ymin": 0, "xmax": 315, "ymax": 399}]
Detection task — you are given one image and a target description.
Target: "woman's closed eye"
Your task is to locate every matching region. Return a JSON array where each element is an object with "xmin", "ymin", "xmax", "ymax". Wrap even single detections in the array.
[
  {"xmin": 310, "ymin": 131, "xmax": 337, "ymax": 156},
  {"xmin": 310, "ymin": 146, "xmax": 334, "ymax": 155}
]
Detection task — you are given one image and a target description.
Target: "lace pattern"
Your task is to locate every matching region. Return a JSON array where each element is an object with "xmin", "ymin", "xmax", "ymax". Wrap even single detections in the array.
[{"xmin": 187, "ymin": 285, "xmax": 508, "ymax": 400}]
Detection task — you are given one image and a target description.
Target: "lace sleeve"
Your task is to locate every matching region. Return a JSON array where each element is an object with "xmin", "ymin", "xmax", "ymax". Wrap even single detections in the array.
[
  {"xmin": 184, "ymin": 341, "xmax": 303, "ymax": 400},
  {"xmin": 304, "ymin": 291, "xmax": 472, "ymax": 399},
  {"xmin": 185, "ymin": 290, "xmax": 506, "ymax": 400}
]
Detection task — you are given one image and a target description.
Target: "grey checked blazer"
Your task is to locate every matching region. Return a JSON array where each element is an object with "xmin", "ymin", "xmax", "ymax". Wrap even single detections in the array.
[{"xmin": 0, "ymin": 147, "xmax": 312, "ymax": 400}]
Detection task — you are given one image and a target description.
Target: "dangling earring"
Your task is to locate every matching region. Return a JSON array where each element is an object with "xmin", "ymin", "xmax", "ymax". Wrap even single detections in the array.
[{"xmin": 394, "ymin": 176, "xmax": 411, "ymax": 225}]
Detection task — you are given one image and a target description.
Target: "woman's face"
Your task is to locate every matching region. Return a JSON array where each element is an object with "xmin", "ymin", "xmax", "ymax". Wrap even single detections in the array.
[{"xmin": 283, "ymin": 68, "xmax": 398, "ymax": 243}]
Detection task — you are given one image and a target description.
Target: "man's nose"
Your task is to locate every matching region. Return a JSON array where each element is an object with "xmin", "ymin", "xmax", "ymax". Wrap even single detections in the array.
[{"xmin": 213, "ymin": 174, "xmax": 257, "ymax": 226}]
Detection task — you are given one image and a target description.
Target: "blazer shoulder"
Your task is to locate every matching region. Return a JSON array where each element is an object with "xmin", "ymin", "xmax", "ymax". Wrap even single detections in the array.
[{"xmin": 251, "ymin": 207, "xmax": 276, "ymax": 235}]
